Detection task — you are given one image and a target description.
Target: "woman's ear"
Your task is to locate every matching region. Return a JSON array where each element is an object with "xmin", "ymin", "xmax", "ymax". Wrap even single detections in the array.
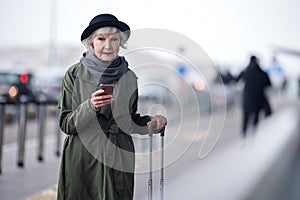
[{"xmin": 90, "ymin": 43, "xmax": 94, "ymax": 50}]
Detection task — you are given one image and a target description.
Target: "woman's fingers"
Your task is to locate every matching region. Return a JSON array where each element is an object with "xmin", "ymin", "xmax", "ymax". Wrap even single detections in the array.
[
  {"xmin": 93, "ymin": 99, "xmax": 113, "ymax": 108},
  {"xmin": 93, "ymin": 95, "xmax": 113, "ymax": 101},
  {"xmin": 90, "ymin": 90, "xmax": 113, "ymax": 109},
  {"xmin": 92, "ymin": 89, "xmax": 111, "ymax": 97},
  {"xmin": 149, "ymin": 115, "xmax": 167, "ymax": 133},
  {"xmin": 156, "ymin": 115, "xmax": 167, "ymax": 126}
]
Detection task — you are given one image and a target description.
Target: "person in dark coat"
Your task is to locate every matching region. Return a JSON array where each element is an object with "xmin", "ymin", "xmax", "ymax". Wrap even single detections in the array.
[
  {"xmin": 57, "ymin": 14, "xmax": 167, "ymax": 200},
  {"xmin": 236, "ymin": 55, "xmax": 272, "ymax": 137}
]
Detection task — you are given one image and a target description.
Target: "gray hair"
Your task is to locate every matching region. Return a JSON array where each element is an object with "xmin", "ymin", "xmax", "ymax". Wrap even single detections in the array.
[{"xmin": 82, "ymin": 27, "xmax": 128, "ymax": 52}]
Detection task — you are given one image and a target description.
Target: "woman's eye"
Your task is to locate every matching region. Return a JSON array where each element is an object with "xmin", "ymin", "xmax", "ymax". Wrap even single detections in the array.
[
  {"xmin": 98, "ymin": 37, "xmax": 105, "ymax": 41},
  {"xmin": 111, "ymin": 38, "xmax": 120, "ymax": 42}
]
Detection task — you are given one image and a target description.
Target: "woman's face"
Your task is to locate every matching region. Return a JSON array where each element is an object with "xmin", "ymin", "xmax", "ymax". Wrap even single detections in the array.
[{"xmin": 92, "ymin": 32, "xmax": 121, "ymax": 62}]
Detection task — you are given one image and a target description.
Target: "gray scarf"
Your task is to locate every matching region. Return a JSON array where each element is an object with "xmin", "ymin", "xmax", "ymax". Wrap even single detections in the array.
[{"xmin": 80, "ymin": 51, "xmax": 129, "ymax": 84}]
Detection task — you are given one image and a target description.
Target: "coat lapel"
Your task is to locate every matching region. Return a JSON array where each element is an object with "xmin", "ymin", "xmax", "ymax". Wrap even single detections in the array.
[{"xmin": 74, "ymin": 62, "xmax": 99, "ymax": 85}]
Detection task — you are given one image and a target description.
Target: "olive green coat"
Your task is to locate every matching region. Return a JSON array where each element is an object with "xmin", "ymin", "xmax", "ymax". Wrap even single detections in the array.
[{"xmin": 57, "ymin": 62, "xmax": 150, "ymax": 200}]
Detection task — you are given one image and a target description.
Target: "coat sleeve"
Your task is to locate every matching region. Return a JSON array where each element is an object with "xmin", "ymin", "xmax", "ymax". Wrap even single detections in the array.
[
  {"xmin": 58, "ymin": 69, "xmax": 96, "ymax": 135},
  {"xmin": 264, "ymin": 72, "xmax": 272, "ymax": 88},
  {"xmin": 129, "ymin": 84, "xmax": 152, "ymax": 135}
]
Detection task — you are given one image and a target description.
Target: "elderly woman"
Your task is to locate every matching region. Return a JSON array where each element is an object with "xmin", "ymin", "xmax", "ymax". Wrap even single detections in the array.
[{"xmin": 57, "ymin": 14, "xmax": 167, "ymax": 200}]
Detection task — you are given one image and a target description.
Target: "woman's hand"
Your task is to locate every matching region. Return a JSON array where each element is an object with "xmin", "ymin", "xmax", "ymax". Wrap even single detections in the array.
[
  {"xmin": 90, "ymin": 89, "xmax": 113, "ymax": 109},
  {"xmin": 147, "ymin": 115, "xmax": 167, "ymax": 133}
]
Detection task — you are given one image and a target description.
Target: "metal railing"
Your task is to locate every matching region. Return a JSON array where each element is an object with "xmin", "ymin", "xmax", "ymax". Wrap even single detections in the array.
[
  {"xmin": 0, "ymin": 96, "xmax": 61, "ymax": 174},
  {"xmin": 0, "ymin": 97, "xmax": 6, "ymax": 174}
]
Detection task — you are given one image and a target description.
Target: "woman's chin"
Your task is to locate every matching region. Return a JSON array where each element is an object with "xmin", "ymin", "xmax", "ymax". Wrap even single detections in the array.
[{"xmin": 99, "ymin": 54, "xmax": 116, "ymax": 62}]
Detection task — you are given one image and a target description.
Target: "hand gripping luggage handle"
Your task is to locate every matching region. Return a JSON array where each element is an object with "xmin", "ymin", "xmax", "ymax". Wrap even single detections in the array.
[{"xmin": 148, "ymin": 120, "xmax": 165, "ymax": 135}]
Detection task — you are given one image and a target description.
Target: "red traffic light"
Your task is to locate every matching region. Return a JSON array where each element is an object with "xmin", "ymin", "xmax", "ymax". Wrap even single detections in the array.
[{"xmin": 20, "ymin": 73, "xmax": 29, "ymax": 84}]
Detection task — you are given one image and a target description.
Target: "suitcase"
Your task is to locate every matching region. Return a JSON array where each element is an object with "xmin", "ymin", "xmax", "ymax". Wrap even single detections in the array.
[{"xmin": 148, "ymin": 121, "xmax": 165, "ymax": 200}]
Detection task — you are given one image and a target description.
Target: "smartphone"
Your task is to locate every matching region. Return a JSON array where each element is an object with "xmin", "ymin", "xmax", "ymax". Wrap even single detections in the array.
[{"xmin": 100, "ymin": 84, "xmax": 114, "ymax": 95}]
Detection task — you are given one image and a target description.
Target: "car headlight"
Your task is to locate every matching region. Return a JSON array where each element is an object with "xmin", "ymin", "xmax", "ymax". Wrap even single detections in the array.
[{"xmin": 9, "ymin": 85, "xmax": 19, "ymax": 98}]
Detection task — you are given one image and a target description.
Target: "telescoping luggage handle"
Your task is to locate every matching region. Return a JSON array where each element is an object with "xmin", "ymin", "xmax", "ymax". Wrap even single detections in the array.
[{"xmin": 148, "ymin": 121, "xmax": 165, "ymax": 200}]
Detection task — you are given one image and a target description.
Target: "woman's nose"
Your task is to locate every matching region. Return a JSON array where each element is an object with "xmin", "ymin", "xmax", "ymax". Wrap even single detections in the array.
[{"xmin": 104, "ymin": 39, "xmax": 112, "ymax": 49}]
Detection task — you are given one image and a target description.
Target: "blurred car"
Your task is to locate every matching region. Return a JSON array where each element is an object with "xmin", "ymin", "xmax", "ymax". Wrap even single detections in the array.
[
  {"xmin": 138, "ymin": 84, "xmax": 170, "ymax": 104},
  {"xmin": 34, "ymin": 66, "xmax": 67, "ymax": 105},
  {"xmin": 0, "ymin": 72, "xmax": 44, "ymax": 104},
  {"xmin": 33, "ymin": 75, "xmax": 63, "ymax": 105},
  {"xmin": 137, "ymin": 84, "xmax": 172, "ymax": 116}
]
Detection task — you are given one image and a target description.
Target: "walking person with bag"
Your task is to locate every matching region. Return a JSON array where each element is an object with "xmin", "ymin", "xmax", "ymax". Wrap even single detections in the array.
[
  {"xmin": 236, "ymin": 55, "xmax": 272, "ymax": 138},
  {"xmin": 57, "ymin": 13, "xmax": 167, "ymax": 200}
]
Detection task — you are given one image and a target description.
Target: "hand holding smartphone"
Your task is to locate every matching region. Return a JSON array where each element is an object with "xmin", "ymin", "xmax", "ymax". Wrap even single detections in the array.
[{"xmin": 90, "ymin": 84, "xmax": 114, "ymax": 109}]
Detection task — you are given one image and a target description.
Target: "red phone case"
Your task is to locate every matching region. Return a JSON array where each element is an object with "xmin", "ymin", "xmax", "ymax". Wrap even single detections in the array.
[{"xmin": 100, "ymin": 84, "xmax": 114, "ymax": 95}]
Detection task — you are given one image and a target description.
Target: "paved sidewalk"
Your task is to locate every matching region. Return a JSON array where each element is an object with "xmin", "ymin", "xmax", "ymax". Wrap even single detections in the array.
[
  {"xmin": 25, "ymin": 187, "xmax": 56, "ymax": 200},
  {"xmin": 0, "ymin": 135, "xmax": 61, "ymax": 200}
]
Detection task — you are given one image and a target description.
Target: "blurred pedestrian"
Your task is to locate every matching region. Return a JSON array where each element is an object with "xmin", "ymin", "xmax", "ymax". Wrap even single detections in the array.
[
  {"xmin": 236, "ymin": 55, "xmax": 272, "ymax": 137},
  {"xmin": 265, "ymin": 56, "xmax": 285, "ymax": 94},
  {"xmin": 221, "ymin": 69, "xmax": 235, "ymax": 85},
  {"xmin": 57, "ymin": 13, "xmax": 167, "ymax": 200}
]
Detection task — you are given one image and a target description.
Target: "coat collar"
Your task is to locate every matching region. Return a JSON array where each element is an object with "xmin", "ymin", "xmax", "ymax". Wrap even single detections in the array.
[{"xmin": 73, "ymin": 62, "xmax": 99, "ymax": 85}]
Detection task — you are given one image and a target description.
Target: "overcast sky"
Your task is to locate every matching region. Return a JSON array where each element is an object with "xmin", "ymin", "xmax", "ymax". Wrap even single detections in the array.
[{"xmin": 1, "ymin": 0, "xmax": 300, "ymax": 74}]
